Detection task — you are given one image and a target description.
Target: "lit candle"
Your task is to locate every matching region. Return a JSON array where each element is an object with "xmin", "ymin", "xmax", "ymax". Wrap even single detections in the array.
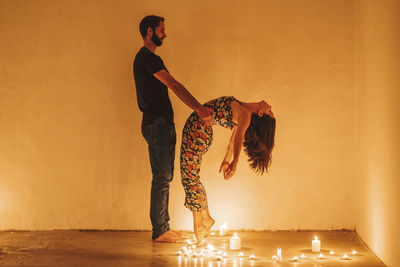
[
  {"xmin": 238, "ymin": 252, "xmax": 244, "ymax": 257},
  {"xmin": 222, "ymin": 252, "xmax": 228, "ymax": 258},
  {"xmin": 272, "ymin": 255, "xmax": 278, "ymax": 261},
  {"xmin": 206, "ymin": 244, "xmax": 215, "ymax": 257},
  {"xmin": 176, "ymin": 251, "xmax": 182, "ymax": 256},
  {"xmin": 292, "ymin": 256, "xmax": 299, "ymax": 262},
  {"xmin": 216, "ymin": 255, "xmax": 222, "ymax": 261},
  {"xmin": 352, "ymin": 250, "xmax": 357, "ymax": 255},
  {"xmin": 329, "ymin": 250, "xmax": 335, "ymax": 255},
  {"xmin": 341, "ymin": 254, "xmax": 351, "ymax": 260},
  {"xmin": 211, "ymin": 232, "xmax": 215, "ymax": 236},
  {"xmin": 312, "ymin": 236, "xmax": 321, "ymax": 252},
  {"xmin": 229, "ymin": 233, "xmax": 241, "ymax": 250},
  {"xmin": 317, "ymin": 253, "xmax": 325, "ymax": 259},
  {"xmin": 277, "ymin": 248, "xmax": 282, "ymax": 261},
  {"xmin": 219, "ymin": 222, "xmax": 228, "ymax": 236},
  {"xmin": 249, "ymin": 254, "xmax": 256, "ymax": 260},
  {"xmin": 300, "ymin": 254, "xmax": 306, "ymax": 260}
]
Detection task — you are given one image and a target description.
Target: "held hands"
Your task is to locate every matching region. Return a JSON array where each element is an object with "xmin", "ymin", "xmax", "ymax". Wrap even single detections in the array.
[
  {"xmin": 196, "ymin": 105, "xmax": 214, "ymax": 127},
  {"xmin": 219, "ymin": 160, "xmax": 237, "ymax": 180}
]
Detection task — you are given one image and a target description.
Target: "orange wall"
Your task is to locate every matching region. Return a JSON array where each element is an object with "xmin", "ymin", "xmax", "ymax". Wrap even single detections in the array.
[
  {"xmin": 0, "ymin": 0, "xmax": 354, "ymax": 230},
  {"xmin": 354, "ymin": 0, "xmax": 400, "ymax": 266}
]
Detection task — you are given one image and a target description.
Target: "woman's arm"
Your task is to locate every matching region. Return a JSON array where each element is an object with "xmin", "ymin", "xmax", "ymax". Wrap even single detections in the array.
[
  {"xmin": 219, "ymin": 127, "xmax": 236, "ymax": 175},
  {"xmin": 222, "ymin": 101, "xmax": 251, "ymax": 180}
]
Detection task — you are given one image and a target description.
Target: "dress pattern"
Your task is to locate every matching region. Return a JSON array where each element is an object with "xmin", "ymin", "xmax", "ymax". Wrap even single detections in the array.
[{"xmin": 180, "ymin": 96, "xmax": 239, "ymax": 212}]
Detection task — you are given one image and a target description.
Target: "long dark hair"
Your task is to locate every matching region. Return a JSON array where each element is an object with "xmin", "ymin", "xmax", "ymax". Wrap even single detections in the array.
[{"xmin": 243, "ymin": 114, "xmax": 276, "ymax": 174}]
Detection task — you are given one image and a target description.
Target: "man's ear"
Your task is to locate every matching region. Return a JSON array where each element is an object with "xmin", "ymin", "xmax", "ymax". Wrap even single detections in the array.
[
  {"xmin": 258, "ymin": 110, "xmax": 263, "ymax": 117},
  {"xmin": 147, "ymin": 27, "xmax": 153, "ymax": 37}
]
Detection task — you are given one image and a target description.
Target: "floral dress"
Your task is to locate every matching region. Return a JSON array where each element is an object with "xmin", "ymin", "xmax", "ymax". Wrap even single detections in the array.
[{"xmin": 180, "ymin": 96, "xmax": 240, "ymax": 212}]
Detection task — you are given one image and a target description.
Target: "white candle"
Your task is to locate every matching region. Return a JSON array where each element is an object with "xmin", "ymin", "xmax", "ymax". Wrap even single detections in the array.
[
  {"xmin": 300, "ymin": 254, "xmax": 306, "ymax": 260},
  {"xmin": 292, "ymin": 256, "xmax": 299, "ymax": 262},
  {"xmin": 238, "ymin": 252, "xmax": 244, "ymax": 257},
  {"xmin": 277, "ymin": 248, "xmax": 282, "ymax": 261},
  {"xmin": 249, "ymin": 254, "xmax": 256, "ymax": 260},
  {"xmin": 219, "ymin": 222, "xmax": 228, "ymax": 236},
  {"xmin": 317, "ymin": 253, "xmax": 325, "ymax": 259},
  {"xmin": 352, "ymin": 250, "xmax": 357, "ymax": 255},
  {"xmin": 206, "ymin": 244, "xmax": 215, "ymax": 257},
  {"xmin": 272, "ymin": 255, "xmax": 278, "ymax": 261},
  {"xmin": 312, "ymin": 236, "xmax": 321, "ymax": 252},
  {"xmin": 341, "ymin": 254, "xmax": 351, "ymax": 260},
  {"xmin": 329, "ymin": 250, "xmax": 335, "ymax": 255},
  {"xmin": 230, "ymin": 233, "xmax": 241, "ymax": 250}
]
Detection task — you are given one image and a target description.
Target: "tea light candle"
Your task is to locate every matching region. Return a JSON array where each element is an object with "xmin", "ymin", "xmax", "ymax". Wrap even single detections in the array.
[
  {"xmin": 272, "ymin": 255, "xmax": 278, "ymax": 261},
  {"xmin": 300, "ymin": 254, "xmax": 306, "ymax": 260},
  {"xmin": 277, "ymin": 248, "xmax": 282, "ymax": 261},
  {"xmin": 176, "ymin": 251, "xmax": 182, "ymax": 256},
  {"xmin": 329, "ymin": 250, "xmax": 335, "ymax": 255},
  {"xmin": 292, "ymin": 256, "xmax": 299, "ymax": 262},
  {"xmin": 249, "ymin": 254, "xmax": 256, "ymax": 260},
  {"xmin": 206, "ymin": 244, "xmax": 215, "ymax": 257},
  {"xmin": 352, "ymin": 250, "xmax": 357, "ymax": 255},
  {"xmin": 317, "ymin": 253, "xmax": 326, "ymax": 259},
  {"xmin": 312, "ymin": 236, "xmax": 321, "ymax": 252},
  {"xmin": 341, "ymin": 254, "xmax": 351, "ymax": 260},
  {"xmin": 230, "ymin": 233, "xmax": 241, "ymax": 250},
  {"xmin": 219, "ymin": 222, "xmax": 228, "ymax": 236},
  {"xmin": 222, "ymin": 252, "xmax": 228, "ymax": 258},
  {"xmin": 238, "ymin": 252, "xmax": 244, "ymax": 257}
]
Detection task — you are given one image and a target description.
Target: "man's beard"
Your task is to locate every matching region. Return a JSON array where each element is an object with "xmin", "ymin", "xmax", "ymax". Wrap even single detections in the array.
[{"xmin": 151, "ymin": 33, "xmax": 163, "ymax": 47}]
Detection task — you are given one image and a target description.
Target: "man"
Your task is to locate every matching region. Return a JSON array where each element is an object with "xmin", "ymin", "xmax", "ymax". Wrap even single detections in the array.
[{"xmin": 133, "ymin": 15, "xmax": 213, "ymax": 243}]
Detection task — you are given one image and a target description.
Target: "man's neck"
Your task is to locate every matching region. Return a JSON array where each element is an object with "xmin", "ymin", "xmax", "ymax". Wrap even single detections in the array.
[{"xmin": 143, "ymin": 40, "xmax": 157, "ymax": 53}]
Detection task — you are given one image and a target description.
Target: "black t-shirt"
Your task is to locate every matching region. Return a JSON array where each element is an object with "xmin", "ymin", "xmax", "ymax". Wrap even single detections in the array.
[{"xmin": 133, "ymin": 47, "xmax": 173, "ymax": 123}]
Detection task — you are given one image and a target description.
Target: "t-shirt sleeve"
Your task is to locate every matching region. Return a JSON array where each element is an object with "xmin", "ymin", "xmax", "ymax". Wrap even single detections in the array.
[{"xmin": 144, "ymin": 54, "xmax": 165, "ymax": 75}]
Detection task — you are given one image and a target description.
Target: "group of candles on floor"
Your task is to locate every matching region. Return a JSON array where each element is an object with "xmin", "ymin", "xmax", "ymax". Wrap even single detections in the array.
[{"xmin": 175, "ymin": 223, "xmax": 359, "ymax": 264}]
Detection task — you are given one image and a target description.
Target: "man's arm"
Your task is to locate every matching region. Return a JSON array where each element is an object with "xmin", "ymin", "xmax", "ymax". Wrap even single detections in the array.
[{"xmin": 154, "ymin": 69, "xmax": 213, "ymax": 125}]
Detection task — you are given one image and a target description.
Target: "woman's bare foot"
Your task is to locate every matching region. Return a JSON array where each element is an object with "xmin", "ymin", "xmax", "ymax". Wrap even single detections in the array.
[
  {"xmin": 154, "ymin": 231, "xmax": 186, "ymax": 243},
  {"xmin": 202, "ymin": 217, "xmax": 215, "ymax": 237},
  {"xmin": 194, "ymin": 225, "xmax": 207, "ymax": 244},
  {"xmin": 169, "ymin": 230, "xmax": 183, "ymax": 238}
]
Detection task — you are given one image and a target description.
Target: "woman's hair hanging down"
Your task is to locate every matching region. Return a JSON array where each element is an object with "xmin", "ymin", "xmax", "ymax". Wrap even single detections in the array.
[{"xmin": 243, "ymin": 114, "xmax": 276, "ymax": 175}]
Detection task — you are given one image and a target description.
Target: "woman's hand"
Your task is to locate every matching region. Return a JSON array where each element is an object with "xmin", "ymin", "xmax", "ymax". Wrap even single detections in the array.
[
  {"xmin": 223, "ymin": 161, "xmax": 237, "ymax": 180},
  {"xmin": 219, "ymin": 161, "xmax": 230, "ymax": 176}
]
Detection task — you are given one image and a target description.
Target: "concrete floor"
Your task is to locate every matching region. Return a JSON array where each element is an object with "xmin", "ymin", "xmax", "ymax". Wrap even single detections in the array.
[{"xmin": 0, "ymin": 230, "xmax": 385, "ymax": 267}]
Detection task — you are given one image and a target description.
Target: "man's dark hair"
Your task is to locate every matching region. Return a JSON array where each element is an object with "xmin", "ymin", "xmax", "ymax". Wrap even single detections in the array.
[{"xmin": 139, "ymin": 15, "xmax": 165, "ymax": 39}]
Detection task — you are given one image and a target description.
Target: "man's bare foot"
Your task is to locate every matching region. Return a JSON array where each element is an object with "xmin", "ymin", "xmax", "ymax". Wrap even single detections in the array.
[
  {"xmin": 202, "ymin": 217, "xmax": 215, "ymax": 237},
  {"xmin": 170, "ymin": 229, "xmax": 183, "ymax": 238},
  {"xmin": 154, "ymin": 231, "xmax": 186, "ymax": 243}
]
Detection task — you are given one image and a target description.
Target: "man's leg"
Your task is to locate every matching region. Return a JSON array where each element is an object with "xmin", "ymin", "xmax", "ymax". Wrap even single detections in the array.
[{"xmin": 142, "ymin": 118, "xmax": 177, "ymax": 240}]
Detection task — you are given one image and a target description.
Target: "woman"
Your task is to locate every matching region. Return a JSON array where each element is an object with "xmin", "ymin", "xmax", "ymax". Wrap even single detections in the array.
[{"xmin": 180, "ymin": 96, "xmax": 276, "ymax": 243}]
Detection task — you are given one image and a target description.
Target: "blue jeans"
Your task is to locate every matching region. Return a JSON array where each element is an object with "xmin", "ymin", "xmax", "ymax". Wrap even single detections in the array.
[{"xmin": 141, "ymin": 116, "xmax": 176, "ymax": 240}]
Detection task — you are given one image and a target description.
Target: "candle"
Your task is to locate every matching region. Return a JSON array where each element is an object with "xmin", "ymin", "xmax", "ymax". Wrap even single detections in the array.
[
  {"xmin": 277, "ymin": 248, "xmax": 282, "ymax": 261},
  {"xmin": 206, "ymin": 244, "xmax": 215, "ymax": 257},
  {"xmin": 317, "ymin": 253, "xmax": 326, "ymax": 259},
  {"xmin": 229, "ymin": 233, "xmax": 241, "ymax": 250},
  {"xmin": 300, "ymin": 254, "xmax": 306, "ymax": 260},
  {"xmin": 329, "ymin": 250, "xmax": 335, "ymax": 255},
  {"xmin": 352, "ymin": 250, "xmax": 357, "ymax": 255},
  {"xmin": 216, "ymin": 255, "xmax": 222, "ymax": 261},
  {"xmin": 219, "ymin": 222, "xmax": 228, "ymax": 236},
  {"xmin": 272, "ymin": 255, "xmax": 278, "ymax": 261},
  {"xmin": 222, "ymin": 252, "xmax": 228, "ymax": 258},
  {"xmin": 249, "ymin": 254, "xmax": 256, "ymax": 260},
  {"xmin": 312, "ymin": 236, "xmax": 321, "ymax": 252},
  {"xmin": 238, "ymin": 252, "xmax": 244, "ymax": 257},
  {"xmin": 292, "ymin": 256, "xmax": 299, "ymax": 262},
  {"xmin": 341, "ymin": 254, "xmax": 351, "ymax": 260},
  {"xmin": 176, "ymin": 251, "xmax": 182, "ymax": 256}
]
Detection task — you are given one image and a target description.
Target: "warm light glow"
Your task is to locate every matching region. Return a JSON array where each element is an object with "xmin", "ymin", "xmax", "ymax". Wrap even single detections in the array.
[
  {"xmin": 249, "ymin": 254, "xmax": 256, "ymax": 260},
  {"xmin": 272, "ymin": 255, "xmax": 278, "ymax": 261},
  {"xmin": 352, "ymin": 250, "xmax": 357, "ymax": 255},
  {"xmin": 300, "ymin": 254, "xmax": 306, "ymax": 259},
  {"xmin": 317, "ymin": 253, "xmax": 325, "ymax": 259},
  {"xmin": 238, "ymin": 252, "xmax": 244, "ymax": 257},
  {"xmin": 314, "ymin": 236, "xmax": 318, "ymax": 240},
  {"xmin": 329, "ymin": 250, "xmax": 335, "ymax": 255},
  {"xmin": 292, "ymin": 256, "xmax": 299, "ymax": 261}
]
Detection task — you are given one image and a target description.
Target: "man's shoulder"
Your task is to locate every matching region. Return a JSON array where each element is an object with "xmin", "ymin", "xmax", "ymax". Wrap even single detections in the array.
[{"xmin": 135, "ymin": 47, "xmax": 162, "ymax": 64}]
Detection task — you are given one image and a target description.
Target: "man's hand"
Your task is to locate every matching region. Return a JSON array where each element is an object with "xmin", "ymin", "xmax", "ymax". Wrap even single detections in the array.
[{"xmin": 196, "ymin": 105, "xmax": 214, "ymax": 126}]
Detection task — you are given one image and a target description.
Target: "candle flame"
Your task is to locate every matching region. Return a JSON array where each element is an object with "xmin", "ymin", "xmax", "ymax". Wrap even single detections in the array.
[{"xmin": 314, "ymin": 236, "xmax": 318, "ymax": 240}]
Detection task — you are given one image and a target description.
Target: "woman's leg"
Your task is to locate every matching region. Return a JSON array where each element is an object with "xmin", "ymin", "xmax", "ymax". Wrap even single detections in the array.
[
  {"xmin": 200, "ymin": 209, "xmax": 215, "ymax": 237},
  {"xmin": 192, "ymin": 212, "xmax": 207, "ymax": 244}
]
